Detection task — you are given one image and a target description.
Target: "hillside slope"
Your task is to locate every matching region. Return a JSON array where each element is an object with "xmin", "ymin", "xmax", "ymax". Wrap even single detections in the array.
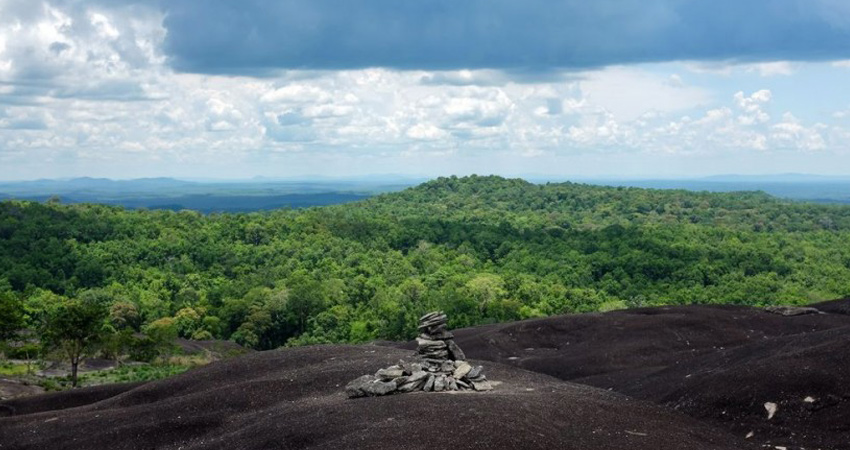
[{"xmin": 3, "ymin": 175, "xmax": 850, "ymax": 351}]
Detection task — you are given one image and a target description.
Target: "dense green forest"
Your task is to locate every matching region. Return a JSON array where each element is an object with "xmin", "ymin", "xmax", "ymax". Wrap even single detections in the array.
[{"xmin": 2, "ymin": 175, "xmax": 850, "ymax": 352}]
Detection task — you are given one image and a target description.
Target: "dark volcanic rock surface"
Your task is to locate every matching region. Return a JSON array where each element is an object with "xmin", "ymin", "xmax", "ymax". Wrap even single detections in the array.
[
  {"xmin": 0, "ymin": 382, "xmax": 143, "ymax": 416},
  {"xmin": 0, "ymin": 345, "xmax": 747, "ymax": 450},
  {"xmin": 6, "ymin": 301, "xmax": 850, "ymax": 449},
  {"xmin": 421, "ymin": 302, "xmax": 850, "ymax": 450},
  {"xmin": 812, "ymin": 297, "xmax": 850, "ymax": 315}
]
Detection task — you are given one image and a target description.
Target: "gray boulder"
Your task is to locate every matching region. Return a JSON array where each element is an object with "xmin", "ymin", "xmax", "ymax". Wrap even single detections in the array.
[
  {"xmin": 471, "ymin": 379, "xmax": 493, "ymax": 391},
  {"xmin": 346, "ymin": 375, "xmax": 398, "ymax": 398},
  {"xmin": 423, "ymin": 374, "xmax": 436, "ymax": 392},
  {"xmin": 433, "ymin": 375, "xmax": 446, "ymax": 392},
  {"xmin": 467, "ymin": 365, "xmax": 483, "ymax": 379},
  {"xmin": 408, "ymin": 370, "xmax": 429, "ymax": 383},
  {"xmin": 446, "ymin": 339, "xmax": 466, "ymax": 361},
  {"xmin": 453, "ymin": 362, "xmax": 472, "ymax": 379}
]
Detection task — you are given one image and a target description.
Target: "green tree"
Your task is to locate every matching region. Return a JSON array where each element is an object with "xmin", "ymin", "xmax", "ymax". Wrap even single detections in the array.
[
  {"xmin": 144, "ymin": 317, "xmax": 179, "ymax": 358},
  {"xmin": 40, "ymin": 298, "xmax": 108, "ymax": 387},
  {"xmin": 284, "ymin": 272, "xmax": 326, "ymax": 336},
  {"xmin": 109, "ymin": 301, "xmax": 141, "ymax": 331},
  {"xmin": 174, "ymin": 307, "xmax": 203, "ymax": 338},
  {"xmin": 463, "ymin": 273, "xmax": 508, "ymax": 316},
  {"xmin": 1, "ymin": 285, "xmax": 24, "ymax": 356}
]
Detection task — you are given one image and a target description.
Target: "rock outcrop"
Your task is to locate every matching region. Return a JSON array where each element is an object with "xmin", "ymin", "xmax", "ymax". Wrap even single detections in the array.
[
  {"xmin": 346, "ymin": 311, "xmax": 491, "ymax": 398},
  {"xmin": 763, "ymin": 305, "xmax": 822, "ymax": 316}
]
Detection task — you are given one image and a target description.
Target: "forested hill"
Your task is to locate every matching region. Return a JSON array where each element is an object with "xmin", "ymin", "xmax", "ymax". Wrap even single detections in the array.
[
  {"xmin": 2, "ymin": 175, "xmax": 850, "ymax": 350},
  {"xmin": 359, "ymin": 175, "xmax": 849, "ymax": 231}
]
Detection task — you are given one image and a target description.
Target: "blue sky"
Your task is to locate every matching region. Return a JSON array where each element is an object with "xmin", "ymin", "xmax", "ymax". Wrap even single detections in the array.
[{"xmin": 2, "ymin": 0, "xmax": 850, "ymax": 180}]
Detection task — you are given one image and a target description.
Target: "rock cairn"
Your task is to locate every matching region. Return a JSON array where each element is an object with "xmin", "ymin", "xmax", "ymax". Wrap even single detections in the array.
[{"xmin": 346, "ymin": 311, "xmax": 492, "ymax": 398}]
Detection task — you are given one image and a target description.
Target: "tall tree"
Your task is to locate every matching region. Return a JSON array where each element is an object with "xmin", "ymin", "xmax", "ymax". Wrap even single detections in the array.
[{"xmin": 40, "ymin": 298, "xmax": 107, "ymax": 387}]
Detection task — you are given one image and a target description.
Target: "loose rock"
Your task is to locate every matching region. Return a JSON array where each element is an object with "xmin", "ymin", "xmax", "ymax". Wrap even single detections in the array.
[
  {"xmin": 408, "ymin": 370, "xmax": 429, "ymax": 383},
  {"xmin": 433, "ymin": 375, "xmax": 446, "ymax": 392},
  {"xmin": 376, "ymin": 368, "xmax": 405, "ymax": 380},
  {"xmin": 471, "ymin": 379, "xmax": 493, "ymax": 392},
  {"xmin": 423, "ymin": 374, "xmax": 435, "ymax": 392},
  {"xmin": 346, "ymin": 376, "xmax": 398, "ymax": 398},
  {"xmin": 447, "ymin": 339, "xmax": 466, "ymax": 361},
  {"xmin": 453, "ymin": 362, "xmax": 472, "ymax": 379}
]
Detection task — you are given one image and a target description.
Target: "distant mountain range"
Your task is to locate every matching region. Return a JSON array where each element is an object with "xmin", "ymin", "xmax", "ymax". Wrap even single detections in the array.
[
  {"xmin": 573, "ymin": 174, "xmax": 850, "ymax": 204},
  {"xmin": 0, "ymin": 177, "xmax": 418, "ymax": 213},
  {"xmin": 700, "ymin": 173, "xmax": 850, "ymax": 183},
  {"xmin": 1, "ymin": 174, "xmax": 849, "ymax": 211}
]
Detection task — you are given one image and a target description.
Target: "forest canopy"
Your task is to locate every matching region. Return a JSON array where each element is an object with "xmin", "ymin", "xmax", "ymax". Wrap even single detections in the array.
[{"xmin": 2, "ymin": 175, "xmax": 850, "ymax": 350}]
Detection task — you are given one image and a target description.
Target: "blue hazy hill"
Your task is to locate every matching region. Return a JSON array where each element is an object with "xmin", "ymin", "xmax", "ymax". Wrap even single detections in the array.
[
  {"xmin": 0, "ymin": 177, "xmax": 423, "ymax": 213},
  {"xmin": 1, "ymin": 174, "xmax": 849, "ymax": 212}
]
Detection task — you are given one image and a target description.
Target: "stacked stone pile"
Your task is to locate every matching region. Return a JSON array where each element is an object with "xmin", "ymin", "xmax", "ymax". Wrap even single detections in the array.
[{"xmin": 346, "ymin": 311, "xmax": 492, "ymax": 398}]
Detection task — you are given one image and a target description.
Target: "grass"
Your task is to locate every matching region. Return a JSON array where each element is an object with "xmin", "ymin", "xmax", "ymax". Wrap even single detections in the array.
[
  {"xmin": 73, "ymin": 353, "xmax": 214, "ymax": 387},
  {"xmin": 42, "ymin": 362, "xmax": 198, "ymax": 391},
  {"xmin": 0, "ymin": 361, "xmax": 33, "ymax": 376},
  {"xmin": 4, "ymin": 341, "xmax": 241, "ymax": 393},
  {"xmin": 78, "ymin": 364, "xmax": 191, "ymax": 386},
  {"xmin": 0, "ymin": 355, "xmax": 212, "ymax": 392}
]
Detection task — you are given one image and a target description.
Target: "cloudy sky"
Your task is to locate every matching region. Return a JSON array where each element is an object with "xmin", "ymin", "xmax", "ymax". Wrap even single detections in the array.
[{"xmin": 2, "ymin": 0, "xmax": 850, "ymax": 180}]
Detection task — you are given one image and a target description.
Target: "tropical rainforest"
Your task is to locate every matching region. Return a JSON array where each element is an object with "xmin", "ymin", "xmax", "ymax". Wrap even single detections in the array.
[{"xmin": 2, "ymin": 175, "xmax": 850, "ymax": 352}]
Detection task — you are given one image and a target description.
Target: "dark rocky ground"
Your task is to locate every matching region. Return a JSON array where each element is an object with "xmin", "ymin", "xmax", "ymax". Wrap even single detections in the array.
[
  {"xmin": 2, "ymin": 299, "xmax": 848, "ymax": 450},
  {"xmin": 429, "ymin": 299, "xmax": 850, "ymax": 450},
  {"xmin": 173, "ymin": 338, "xmax": 253, "ymax": 357},
  {"xmin": 0, "ymin": 345, "xmax": 746, "ymax": 450},
  {"xmin": 0, "ymin": 379, "xmax": 43, "ymax": 402}
]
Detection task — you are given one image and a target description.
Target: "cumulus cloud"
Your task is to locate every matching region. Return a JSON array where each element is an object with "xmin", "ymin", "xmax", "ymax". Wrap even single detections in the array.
[
  {"xmin": 734, "ymin": 90, "xmax": 772, "ymax": 125},
  {"xmin": 0, "ymin": 0, "xmax": 166, "ymax": 104},
  {"xmin": 578, "ymin": 67, "xmax": 712, "ymax": 121},
  {"xmin": 771, "ymin": 113, "xmax": 827, "ymax": 151},
  {"xmin": 1, "ymin": 1, "xmax": 849, "ymax": 179}
]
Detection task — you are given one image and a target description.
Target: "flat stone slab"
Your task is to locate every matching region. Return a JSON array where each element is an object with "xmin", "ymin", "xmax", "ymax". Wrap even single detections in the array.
[
  {"xmin": 471, "ymin": 379, "xmax": 493, "ymax": 391},
  {"xmin": 376, "ymin": 367, "xmax": 405, "ymax": 380},
  {"xmin": 417, "ymin": 338, "xmax": 447, "ymax": 349}
]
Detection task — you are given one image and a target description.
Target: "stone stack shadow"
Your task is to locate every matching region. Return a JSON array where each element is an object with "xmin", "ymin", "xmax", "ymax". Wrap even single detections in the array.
[{"xmin": 346, "ymin": 311, "xmax": 491, "ymax": 398}]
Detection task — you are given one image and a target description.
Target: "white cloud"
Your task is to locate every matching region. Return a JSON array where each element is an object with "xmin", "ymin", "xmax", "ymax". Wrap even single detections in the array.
[
  {"xmin": 744, "ymin": 61, "xmax": 795, "ymax": 77},
  {"xmin": 734, "ymin": 90, "xmax": 771, "ymax": 125},
  {"xmin": 90, "ymin": 12, "xmax": 120, "ymax": 39},
  {"xmin": 406, "ymin": 123, "xmax": 448, "ymax": 141},
  {"xmin": 578, "ymin": 66, "xmax": 711, "ymax": 121},
  {"xmin": 771, "ymin": 113, "xmax": 827, "ymax": 151},
  {"xmin": 686, "ymin": 61, "xmax": 795, "ymax": 77},
  {"xmin": 0, "ymin": 2, "xmax": 849, "ymax": 179},
  {"xmin": 442, "ymin": 88, "xmax": 514, "ymax": 128},
  {"xmin": 260, "ymin": 85, "xmax": 332, "ymax": 104},
  {"xmin": 205, "ymin": 98, "xmax": 244, "ymax": 132}
]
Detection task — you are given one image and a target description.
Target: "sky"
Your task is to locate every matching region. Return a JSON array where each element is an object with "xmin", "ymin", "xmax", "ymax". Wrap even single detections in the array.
[{"xmin": 2, "ymin": 0, "xmax": 850, "ymax": 181}]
